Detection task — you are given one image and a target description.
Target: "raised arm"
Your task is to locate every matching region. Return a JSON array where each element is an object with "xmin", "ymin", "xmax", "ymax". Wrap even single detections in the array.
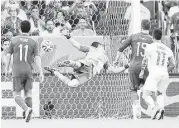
[{"xmin": 65, "ymin": 35, "xmax": 90, "ymax": 52}]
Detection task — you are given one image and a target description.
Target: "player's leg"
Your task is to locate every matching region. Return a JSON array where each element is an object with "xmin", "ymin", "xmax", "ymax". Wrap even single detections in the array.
[
  {"xmin": 13, "ymin": 77, "xmax": 32, "ymax": 121},
  {"xmin": 129, "ymin": 71, "xmax": 141, "ymax": 119},
  {"xmin": 58, "ymin": 60, "xmax": 82, "ymax": 68},
  {"xmin": 156, "ymin": 75, "xmax": 169, "ymax": 120},
  {"xmin": 142, "ymin": 74, "xmax": 160, "ymax": 119},
  {"xmin": 24, "ymin": 77, "xmax": 34, "ymax": 122},
  {"xmin": 13, "ymin": 77, "xmax": 29, "ymax": 111}
]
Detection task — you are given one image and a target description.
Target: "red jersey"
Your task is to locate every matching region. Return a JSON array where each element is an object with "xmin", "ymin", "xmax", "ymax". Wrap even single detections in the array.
[
  {"xmin": 119, "ymin": 32, "xmax": 153, "ymax": 71},
  {"xmin": 8, "ymin": 34, "xmax": 39, "ymax": 78}
]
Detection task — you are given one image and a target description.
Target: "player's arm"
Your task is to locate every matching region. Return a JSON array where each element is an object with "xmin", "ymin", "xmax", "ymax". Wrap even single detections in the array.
[
  {"xmin": 139, "ymin": 46, "xmax": 150, "ymax": 79},
  {"xmin": 168, "ymin": 53, "xmax": 175, "ymax": 73},
  {"xmin": 34, "ymin": 42, "xmax": 44, "ymax": 82},
  {"xmin": 114, "ymin": 36, "xmax": 132, "ymax": 64},
  {"xmin": 64, "ymin": 34, "xmax": 90, "ymax": 52}
]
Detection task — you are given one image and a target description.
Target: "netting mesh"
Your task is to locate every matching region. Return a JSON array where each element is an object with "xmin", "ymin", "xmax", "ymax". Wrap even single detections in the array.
[
  {"xmin": 1, "ymin": 73, "xmax": 132, "ymax": 119},
  {"xmin": 1, "ymin": 0, "xmax": 179, "ymax": 120}
]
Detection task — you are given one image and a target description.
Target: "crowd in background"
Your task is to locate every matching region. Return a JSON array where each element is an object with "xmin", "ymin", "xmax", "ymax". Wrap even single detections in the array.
[{"xmin": 1, "ymin": 0, "xmax": 179, "ymax": 72}]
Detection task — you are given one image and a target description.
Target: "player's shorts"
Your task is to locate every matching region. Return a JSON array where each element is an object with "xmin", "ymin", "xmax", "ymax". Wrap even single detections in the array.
[
  {"xmin": 143, "ymin": 73, "xmax": 169, "ymax": 92},
  {"xmin": 72, "ymin": 63, "xmax": 94, "ymax": 85},
  {"xmin": 129, "ymin": 69, "xmax": 149, "ymax": 91},
  {"xmin": 13, "ymin": 77, "xmax": 33, "ymax": 92}
]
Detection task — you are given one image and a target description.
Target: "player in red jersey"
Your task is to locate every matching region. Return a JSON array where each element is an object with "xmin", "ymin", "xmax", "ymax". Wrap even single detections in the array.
[
  {"xmin": 5, "ymin": 20, "xmax": 44, "ymax": 122},
  {"xmin": 114, "ymin": 20, "xmax": 153, "ymax": 119}
]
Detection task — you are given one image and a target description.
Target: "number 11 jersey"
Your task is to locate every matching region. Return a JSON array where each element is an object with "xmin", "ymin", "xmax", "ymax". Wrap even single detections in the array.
[
  {"xmin": 8, "ymin": 34, "xmax": 39, "ymax": 78},
  {"xmin": 145, "ymin": 42, "xmax": 174, "ymax": 75},
  {"xmin": 119, "ymin": 32, "xmax": 153, "ymax": 71}
]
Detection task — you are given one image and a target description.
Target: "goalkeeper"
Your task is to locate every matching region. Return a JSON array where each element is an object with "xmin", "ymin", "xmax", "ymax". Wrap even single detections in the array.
[{"xmin": 44, "ymin": 35, "xmax": 129, "ymax": 87}]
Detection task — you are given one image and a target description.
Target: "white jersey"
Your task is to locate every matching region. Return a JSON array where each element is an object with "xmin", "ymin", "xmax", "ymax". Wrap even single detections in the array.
[
  {"xmin": 145, "ymin": 42, "xmax": 174, "ymax": 75},
  {"xmin": 79, "ymin": 47, "xmax": 108, "ymax": 74}
]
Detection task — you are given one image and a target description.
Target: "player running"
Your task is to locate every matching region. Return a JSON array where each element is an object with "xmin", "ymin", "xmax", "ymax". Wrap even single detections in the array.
[
  {"xmin": 5, "ymin": 20, "xmax": 44, "ymax": 122},
  {"xmin": 44, "ymin": 35, "xmax": 129, "ymax": 88},
  {"xmin": 114, "ymin": 20, "xmax": 153, "ymax": 119},
  {"xmin": 139, "ymin": 28, "xmax": 175, "ymax": 120}
]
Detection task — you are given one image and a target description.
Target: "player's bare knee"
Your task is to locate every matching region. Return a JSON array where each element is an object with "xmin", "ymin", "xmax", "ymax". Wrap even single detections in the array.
[
  {"xmin": 24, "ymin": 89, "xmax": 32, "ymax": 98},
  {"xmin": 13, "ymin": 91, "xmax": 21, "ymax": 97},
  {"xmin": 68, "ymin": 79, "xmax": 80, "ymax": 87}
]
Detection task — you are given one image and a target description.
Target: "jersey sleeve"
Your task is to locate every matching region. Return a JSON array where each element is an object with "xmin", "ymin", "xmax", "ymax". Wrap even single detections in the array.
[
  {"xmin": 7, "ymin": 41, "xmax": 13, "ymax": 54},
  {"xmin": 79, "ymin": 45, "xmax": 90, "ymax": 52},
  {"xmin": 118, "ymin": 35, "xmax": 132, "ymax": 52}
]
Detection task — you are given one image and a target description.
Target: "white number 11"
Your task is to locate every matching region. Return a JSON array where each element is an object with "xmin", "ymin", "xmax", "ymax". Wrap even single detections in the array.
[{"xmin": 19, "ymin": 44, "xmax": 28, "ymax": 61}]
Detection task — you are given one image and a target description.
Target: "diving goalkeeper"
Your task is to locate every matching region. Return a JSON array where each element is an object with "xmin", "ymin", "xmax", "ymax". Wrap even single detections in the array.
[{"xmin": 44, "ymin": 35, "xmax": 129, "ymax": 87}]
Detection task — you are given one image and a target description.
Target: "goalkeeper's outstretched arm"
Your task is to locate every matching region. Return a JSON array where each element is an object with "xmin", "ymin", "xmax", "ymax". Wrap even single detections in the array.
[{"xmin": 64, "ymin": 34, "xmax": 90, "ymax": 52}]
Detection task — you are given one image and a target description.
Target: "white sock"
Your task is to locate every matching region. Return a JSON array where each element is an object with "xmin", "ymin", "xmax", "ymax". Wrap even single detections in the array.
[
  {"xmin": 145, "ymin": 96, "xmax": 155, "ymax": 109},
  {"xmin": 157, "ymin": 95, "xmax": 164, "ymax": 110},
  {"xmin": 54, "ymin": 71, "xmax": 70, "ymax": 84}
]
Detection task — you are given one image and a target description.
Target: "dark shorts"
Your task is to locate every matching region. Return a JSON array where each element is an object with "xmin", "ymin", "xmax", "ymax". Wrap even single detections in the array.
[
  {"xmin": 13, "ymin": 77, "xmax": 33, "ymax": 92},
  {"xmin": 129, "ymin": 69, "xmax": 149, "ymax": 91},
  {"xmin": 72, "ymin": 63, "xmax": 94, "ymax": 85}
]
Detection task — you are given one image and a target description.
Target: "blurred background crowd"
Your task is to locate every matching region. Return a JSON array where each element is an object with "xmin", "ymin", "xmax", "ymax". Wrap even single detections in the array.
[{"xmin": 1, "ymin": 0, "xmax": 179, "ymax": 72}]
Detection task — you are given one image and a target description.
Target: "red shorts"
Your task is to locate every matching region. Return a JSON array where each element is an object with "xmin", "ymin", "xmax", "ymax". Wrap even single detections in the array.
[
  {"xmin": 13, "ymin": 77, "xmax": 33, "ymax": 92},
  {"xmin": 129, "ymin": 69, "xmax": 149, "ymax": 91}
]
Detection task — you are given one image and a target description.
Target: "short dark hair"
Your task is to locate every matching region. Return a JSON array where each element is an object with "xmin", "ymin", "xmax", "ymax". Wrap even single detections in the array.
[
  {"xmin": 20, "ymin": 20, "xmax": 31, "ymax": 33},
  {"xmin": 2, "ymin": 39, "xmax": 10, "ymax": 45},
  {"xmin": 153, "ymin": 28, "xmax": 162, "ymax": 40},
  {"xmin": 141, "ymin": 20, "xmax": 151, "ymax": 30},
  {"xmin": 91, "ymin": 42, "xmax": 101, "ymax": 48}
]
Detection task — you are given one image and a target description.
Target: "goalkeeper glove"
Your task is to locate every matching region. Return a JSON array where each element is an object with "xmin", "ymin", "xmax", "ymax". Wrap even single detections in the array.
[
  {"xmin": 124, "ymin": 64, "xmax": 129, "ymax": 69},
  {"xmin": 64, "ymin": 33, "xmax": 71, "ymax": 39}
]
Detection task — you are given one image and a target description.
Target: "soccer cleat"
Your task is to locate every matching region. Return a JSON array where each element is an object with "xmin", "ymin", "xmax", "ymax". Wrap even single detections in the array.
[
  {"xmin": 152, "ymin": 109, "xmax": 160, "ymax": 120},
  {"xmin": 44, "ymin": 67, "xmax": 58, "ymax": 75},
  {"xmin": 25, "ymin": 108, "xmax": 33, "ymax": 123},
  {"xmin": 158, "ymin": 110, "xmax": 165, "ymax": 120},
  {"xmin": 23, "ymin": 111, "xmax": 26, "ymax": 119}
]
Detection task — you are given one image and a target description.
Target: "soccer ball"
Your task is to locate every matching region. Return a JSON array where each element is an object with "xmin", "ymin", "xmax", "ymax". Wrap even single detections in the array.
[{"xmin": 41, "ymin": 40, "xmax": 53, "ymax": 52}]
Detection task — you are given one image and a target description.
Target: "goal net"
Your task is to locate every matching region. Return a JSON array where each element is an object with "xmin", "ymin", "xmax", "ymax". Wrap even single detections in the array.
[{"xmin": 1, "ymin": 0, "xmax": 179, "ymax": 120}]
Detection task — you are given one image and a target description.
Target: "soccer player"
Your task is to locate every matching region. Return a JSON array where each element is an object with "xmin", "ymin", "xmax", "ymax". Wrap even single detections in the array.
[
  {"xmin": 5, "ymin": 20, "xmax": 44, "ymax": 122},
  {"xmin": 139, "ymin": 28, "xmax": 175, "ymax": 120},
  {"xmin": 44, "ymin": 35, "xmax": 129, "ymax": 88},
  {"xmin": 114, "ymin": 19, "xmax": 153, "ymax": 119}
]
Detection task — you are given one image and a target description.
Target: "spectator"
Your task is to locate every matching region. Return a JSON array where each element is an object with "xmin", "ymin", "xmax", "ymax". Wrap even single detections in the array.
[
  {"xmin": 29, "ymin": 5, "xmax": 45, "ymax": 36},
  {"xmin": 53, "ymin": 11, "xmax": 72, "ymax": 36},
  {"xmin": 20, "ymin": 0, "xmax": 33, "ymax": 19},
  {"xmin": 1, "ymin": 39, "xmax": 12, "ymax": 73},
  {"xmin": 40, "ymin": 20, "xmax": 60, "ymax": 36},
  {"xmin": 71, "ymin": 18, "xmax": 96, "ymax": 36},
  {"xmin": 2, "ymin": 0, "xmax": 27, "ymax": 21},
  {"xmin": 4, "ymin": 5, "xmax": 22, "ymax": 36},
  {"xmin": 2, "ymin": 29, "xmax": 13, "ymax": 40},
  {"xmin": 124, "ymin": 0, "xmax": 151, "ymax": 36}
]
